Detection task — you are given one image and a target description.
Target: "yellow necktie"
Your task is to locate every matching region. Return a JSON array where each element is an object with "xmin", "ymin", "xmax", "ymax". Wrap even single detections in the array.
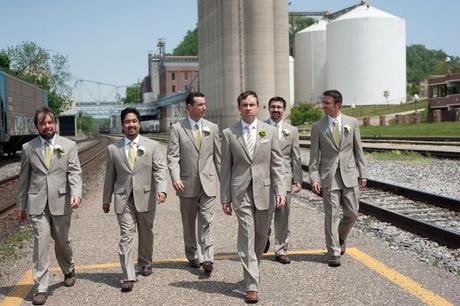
[
  {"xmin": 333, "ymin": 119, "xmax": 340, "ymax": 146},
  {"xmin": 44, "ymin": 142, "xmax": 52, "ymax": 167},
  {"xmin": 128, "ymin": 142, "xmax": 136, "ymax": 170},
  {"xmin": 193, "ymin": 124, "xmax": 201, "ymax": 148}
]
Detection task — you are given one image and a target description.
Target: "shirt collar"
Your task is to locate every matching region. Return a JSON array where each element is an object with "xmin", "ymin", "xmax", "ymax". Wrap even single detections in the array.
[
  {"xmin": 328, "ymin": 113, "xmax": 342, "ymax": 125},
  {"xmin": 124, "ymin": 134, "xmax": 140, "ymax": 146},
  {"xmin": 188, "ymin": 117, "xmax": 202, "ymax": 129},
  {"xmin": 241, "ymin": 118, "xmax": 258, "ymax": 130},
  {"xmin": 269, "ymin": 118, "xmax": 282, "ymax": 127},
  {"xmin": 40, "ymin": 134, "xmax": 56, "ymax": 147}
]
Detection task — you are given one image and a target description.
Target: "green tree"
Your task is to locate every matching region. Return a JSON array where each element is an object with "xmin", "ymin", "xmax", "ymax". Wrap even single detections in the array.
[
  {"xmin": 408, "ymin": 83, "xmax": 420, "ymax": 96},
  {"xmin": 77, "ymin": 114, "xmax": 97, "ymax": 133},
  {"xmin": 3, "ymin": 41, "xmax": 73, "ymax": 113},
  {"xmin": 289, "ymin": 102, "xmax": 323, "ymax": 126},
  {"xmin": 289, "ymin": 16, "xmax": 316, "ymax": 56},
  {"xmin": 0, "ymin": 51, "xmax": 10, "ymax": 71},
  {"xmin": 122, "ymin": 85, "xmax": 141, "ymax": 104},
  {"xmin": 173, "ymin": 27, "xmax": 198, "ymax": 56}
]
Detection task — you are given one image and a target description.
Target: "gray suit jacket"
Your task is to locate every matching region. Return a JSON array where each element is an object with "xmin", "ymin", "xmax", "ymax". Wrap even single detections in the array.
[
  {"xmin": 309, "ymin": 115, "xmax": 368, "ymax": 188},
  {"xmin": 103, "ymin": 135, "xmax": 167, "ymax": 214},
  {"xmin": 265, "ymin": 120, "xmax": 302, "ymax": 192},
  {"xmin": 167, "ymin": 118, "xmax": 221, "ymax": 197},
  {"xmin": 220, "ymin": 120, "xmax": 286, "ymax": 210},
  {"xmin": 17, "ymin": 135, "xmax": 82, "ymax": 216}
]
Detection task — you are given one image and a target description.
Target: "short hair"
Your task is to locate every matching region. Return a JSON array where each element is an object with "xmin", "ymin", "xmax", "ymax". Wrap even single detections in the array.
[
  {"xmin": 323, "ymin": 90, "xmax": 343, "ymax": 105},
  {"xmin": 237, "ymin": 90, "xmax": 259, "ymax": 106},
  {"xmin": 185, "ymin": 92, "xmax": 205, "ymax": 107},
  {"xmin": 120, "ymin": 107, "xmax": 141, "ymax": 123},
  {"xmin": 268, "ymin": 96, "xmax": 287, "ymax": 109},
  {"xmin": 34, "ymin": 106, "xmax": 56, "ymax": 127}
]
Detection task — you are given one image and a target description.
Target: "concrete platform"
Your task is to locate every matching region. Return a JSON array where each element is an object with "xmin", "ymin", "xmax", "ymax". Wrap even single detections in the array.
[{"xmin": 0, "ymin": 148, "xmax": 458, "ymax": 305}]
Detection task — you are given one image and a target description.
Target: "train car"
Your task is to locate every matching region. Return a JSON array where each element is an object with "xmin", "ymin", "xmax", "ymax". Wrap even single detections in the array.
[{"xmin": 0, "ymin": 70, "xmax": 48, "ymax": 155}]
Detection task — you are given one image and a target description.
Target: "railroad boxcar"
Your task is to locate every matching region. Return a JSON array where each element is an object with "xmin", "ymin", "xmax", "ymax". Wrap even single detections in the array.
[{"xmin": 0, "ymin": 70, "xmax": 48, "ymax": 155}]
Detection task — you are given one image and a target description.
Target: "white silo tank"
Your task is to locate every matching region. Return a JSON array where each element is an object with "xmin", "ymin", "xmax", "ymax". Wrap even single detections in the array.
[
  {"xmin": 294, "ymin": 20, "xmax": 328, "ymax": 104},
  {"xmin": 289, "ymin": 56, "xmax": 294, "ymax": 106},
  {"xmin": 327, "ymin": 5, "xmax": 406, "ymax": 105}
]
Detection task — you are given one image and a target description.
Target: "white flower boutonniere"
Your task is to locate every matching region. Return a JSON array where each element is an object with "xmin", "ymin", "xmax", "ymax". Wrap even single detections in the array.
[
  {"xmin": 202, "ymin": 126, "xmax": 211, "ymax": 136},
  {"xmin": 258, "ymin": 129, "xmax": 266, "ymax": 138},
  {"xmin": 344, "ymin": 124, "xmax": 352, "ymax": 133},
  {"xmin": 137, "ymin": 145, "xmax": 146, "ymax": 156},
  {"xmin": 54, "ymin": 145, "xmax": 64, "ymax": 157},
  {"xmin": 282, "ymin": 129, "xmax": 290, "ymax": 137}
]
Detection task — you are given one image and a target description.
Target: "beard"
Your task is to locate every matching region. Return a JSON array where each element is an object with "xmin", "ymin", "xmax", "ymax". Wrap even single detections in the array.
[{"xmin": 39, "ymin": 130, "xmax": 55, "ymax": 140}]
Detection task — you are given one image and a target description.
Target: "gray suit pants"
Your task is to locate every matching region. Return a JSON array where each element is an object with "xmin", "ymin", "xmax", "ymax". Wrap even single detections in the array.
[
  {"xmin": 116, "ymin": 194, "xmax": 155, "ymax": 281},
  {"xmin": 179, "ymin": 190, "xmax": 215, "ymax": 263},
  {"xmin": 323, "ymin": 171, "xmax": 360, "ymax": 257},
  {"xmin": 235, "ymin": 185, "xmax": 270, "ymax": 292},
  {"xmin": 29, "ymin": 206, "xmax": 74, "ymax": 293},
  {"xmin": 268, "ymin": 192, "xmax": 291, "ymax": 256}
]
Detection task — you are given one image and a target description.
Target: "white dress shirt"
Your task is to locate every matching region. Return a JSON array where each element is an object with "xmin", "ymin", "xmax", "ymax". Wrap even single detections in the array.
[
  {"xmin": 328, "ymin": 113, "xmax": 343, "ymax": 139},
  {"xmin": 40, "ymin": 134, "xmax": 56, "ymax": 154},
  {"xmin": 268, "ymin": 118, "xmax": 283, "ymax": 140},
  {"xmin": 241, "ymin": 119, "xmax": 258, "ymax": 144},
  {"xmin": 124, "ymin": 134, "xmax": 140, "ymax": 160},
  {"xmin": 188, "ymin": 117, "xmax": 203, "ymax": 138}
]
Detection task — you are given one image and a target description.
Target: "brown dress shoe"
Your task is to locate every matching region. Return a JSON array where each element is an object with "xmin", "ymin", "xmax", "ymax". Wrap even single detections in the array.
[
  {"xmin": 121, "ymin": 280, "xmax": 135, "ymax": 292},
  {"xmin": 339, "ymin": 239, "xmax": 346, "ymax": 255},
  {"xmin": 32, "ymin": 292, "xmax": 47, "ymax": 305},
  {"xmin": 64, "ymin": 268, "xmax": 76, "ymax": 287},
  {"xmin": 328, "ymin": 256, "xmax": 341, "ymax": 267},
  {"xmin": 245, "ymin": 290, "xmax": 258, "ymax": 303},
  {"xmin": 275, "ymin": 255, "xmax": 291, "ymax": 264},
  {"xmin": 202, "ymin": 261, "xmax": 213, "ymax": 275},
  {"xmin": 189, "ymin": 258, "xmax": 200, "ymax": 268},
  {"xmin": 141, "ymin": 266, "xmax": 152, "ymax": 277}
]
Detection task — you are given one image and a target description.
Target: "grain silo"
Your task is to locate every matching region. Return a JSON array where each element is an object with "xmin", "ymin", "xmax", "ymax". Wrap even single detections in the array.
[
  {"xmin": 294, "ymin": 20, "xmax": 328, "ymax": 104},
  {"xmin": 327, "ymin": 5, "xmax": 406, "ymax": 105}
]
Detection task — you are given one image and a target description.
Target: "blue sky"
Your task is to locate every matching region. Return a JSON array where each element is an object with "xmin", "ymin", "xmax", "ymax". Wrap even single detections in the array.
[{"xmin": 1, "ymin": 0, "xmax": 459, "ymax": 90}]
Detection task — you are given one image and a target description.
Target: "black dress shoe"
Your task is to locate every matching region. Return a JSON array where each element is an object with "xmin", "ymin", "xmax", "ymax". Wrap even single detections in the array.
[
  {"xmin": 328, "ymin": 256, "xmax": 341, "ymax": 267},
  {"xmin": 339, "ymin": 239, "xmax": 346, "ymax": 255},
  {"xmin": 121, "ymin": 280, "xmax": 135, "ymax": 292},
  {"xmin": 264, "ymin": 228, "xmax": 271, "ymax": 254},
  {"xmin": 32, "ymin": 292, "xmax": 47, "ymax": 305},
  {"xmin": 245, "ymin": 290, "xmax": 259, "ymax": 303},
  {"xmin": 64, "ymin": 268, "xmax": 76, "ymax": 287},
  {"xmin": 275, "ymin": 255, "xmax": 291, "ymax": 264},
  {"xmin": 141, "ymin": 266, "xmax": 152, "ymax": 276},
  {"xmin": 202, "ymin": 261, "xmax": 213, "ymax": 275},
  {"xmin": 189, "ymin": 258, "xmax": 200, "ymax": 268}
]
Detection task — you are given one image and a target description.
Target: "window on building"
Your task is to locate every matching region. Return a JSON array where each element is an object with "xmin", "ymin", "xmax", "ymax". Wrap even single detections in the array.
[
  {"xmin": 172, "ymin": 85, "xmax": 176, "ymax": 93},
  {"xmin": 184, "ymin": 72, "xmax": 188, "ymax": 80},
  {"xmin": 172, "ymin": 73, "xmax": 175, "ymax": 80}
]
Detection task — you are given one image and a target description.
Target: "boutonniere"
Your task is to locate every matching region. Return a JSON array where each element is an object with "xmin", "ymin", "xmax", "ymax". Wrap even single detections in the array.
[
  {"xmin": 202, "ymin": 126, "xmax": 211, "ymax": 135},
  {"xmin": 344, "ymin": 124, "xmax": 352, "ymax": 133},
  {"xmin": 282, "ymin": 129, "xmax": 290, "ymax": 137},
  {"xmin": 137, "ymin": 145, "xmax": 146, "ymax": 156},
  {"xmin": 54, "ymin": 145, "xmax": 64, "ymax": 157},
  {"xmin": 258, "ymin": 129, "xmax": 266, "ymax": 138}
]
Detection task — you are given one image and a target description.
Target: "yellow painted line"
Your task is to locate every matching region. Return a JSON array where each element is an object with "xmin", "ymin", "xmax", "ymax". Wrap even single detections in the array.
[
  {"xmin": 2, "ymin": 248, "xmax": 453, "ymax": 306},
  {"xmin": 348, "ymin": 247, "xmax": 454, "ymax": 306},
  {"xmin": 0, "ymin": 270, "xmax": 34, "ymax": 306}
]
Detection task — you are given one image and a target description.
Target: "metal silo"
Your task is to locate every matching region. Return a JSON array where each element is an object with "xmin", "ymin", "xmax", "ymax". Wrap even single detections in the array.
[
  {"xmin": 294, "ymin": 20, "xmax": 328, "ymax": 104},
  {"xmin": 327, "ymin": 5, "xmax": 406, "ymax": 105}
]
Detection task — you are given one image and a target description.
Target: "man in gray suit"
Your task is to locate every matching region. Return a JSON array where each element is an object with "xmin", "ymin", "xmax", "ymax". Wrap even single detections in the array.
[
  {"xmin": 264, "ymin": 96, "xmax": 302, "ymax": 264},
  {"xmin": 103, "ymin": 107, "xmax": 167, "ymax": 292},
  {"xmin": 221, "ymin": 90, "xmax": 286, "ymax": 303},
  {"xmin": 17, "ymin": 106, "xmax": 82, "ymax": 305},
  {"xmin": 167, "ymin": 92, "xmax": 221, "ymax": 276},
  {"xmin": 309, "ymin": 90, "xmax": 368, "ymax": 267}
]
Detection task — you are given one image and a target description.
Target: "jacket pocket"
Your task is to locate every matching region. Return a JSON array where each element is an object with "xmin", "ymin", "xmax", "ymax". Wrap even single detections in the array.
[
  {"xmin": 144, "ymin": 186, "xmax": 151, "ymax": 192},
  {"xmin": 264, "ymin": 179, "xmax": 271, "ymax": 187},
  {"xmin": 58, "ymin": 187, "xmax": 67, "ymax": 195}
]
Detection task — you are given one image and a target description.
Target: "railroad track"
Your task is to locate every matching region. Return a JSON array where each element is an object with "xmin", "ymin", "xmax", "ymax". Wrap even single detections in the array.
[
  {"xmin": 0, "ymin": 136, "xmax": 110, "ymax": 214},
  {"xmin": 301, "ymin": 164, "xmax": 460, "ymax": 249}
]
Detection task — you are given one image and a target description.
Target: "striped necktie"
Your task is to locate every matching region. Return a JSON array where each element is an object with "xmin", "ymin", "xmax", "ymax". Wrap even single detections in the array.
[
  {"xmin": 44, "ymin": 141, "xmax": 52, "ymax": 167},
  {"xmin": 333, "ymin": 119, "xmax": 340, "ymax": 147},
  {"xmin": 246, "ymin": 126, "xmax": 255, "ymax": 158},
  {"xmin": 128, "ymin": 142, "xmax": 136, "ymax": 170}
]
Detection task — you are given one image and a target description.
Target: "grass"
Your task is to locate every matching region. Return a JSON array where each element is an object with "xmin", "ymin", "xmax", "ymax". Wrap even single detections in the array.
[
  {"xmin": 341, "ymin": 100, "xmax": 428, "ymax": 119},
  {"xmin": 366, "ymin": 150, "xmax": 432, "ymax": 163},
  {"xmin": 0, "ymin": 227, "xmax": 32, "ymax": 258},
  {"xmin": 360, "ymin": 121, "xmax": 460, "ymax": 137}
]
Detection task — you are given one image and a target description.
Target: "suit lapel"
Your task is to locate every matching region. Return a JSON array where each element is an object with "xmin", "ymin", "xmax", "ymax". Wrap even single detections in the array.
[
  {"xmin": 234, "ymin": 122, "xmax": 252, "ymax": 160},
  {"xmin": 252, "ymin": 123, "xmax": 263, "ymax": 160},
  {"xmin": 117, "ymin": 138, "xmax": 131, "ymax": 171},
  {"xmin": 322, "ymin": 116, "xmax": 339, "ymax": 150},
  {"xmin": 48, "ymin": 134, "xmax": 61, "ymax": 170},
  {"xmin": 182, "ymin": 118, "xmax": 200, "ymax": 152}
]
